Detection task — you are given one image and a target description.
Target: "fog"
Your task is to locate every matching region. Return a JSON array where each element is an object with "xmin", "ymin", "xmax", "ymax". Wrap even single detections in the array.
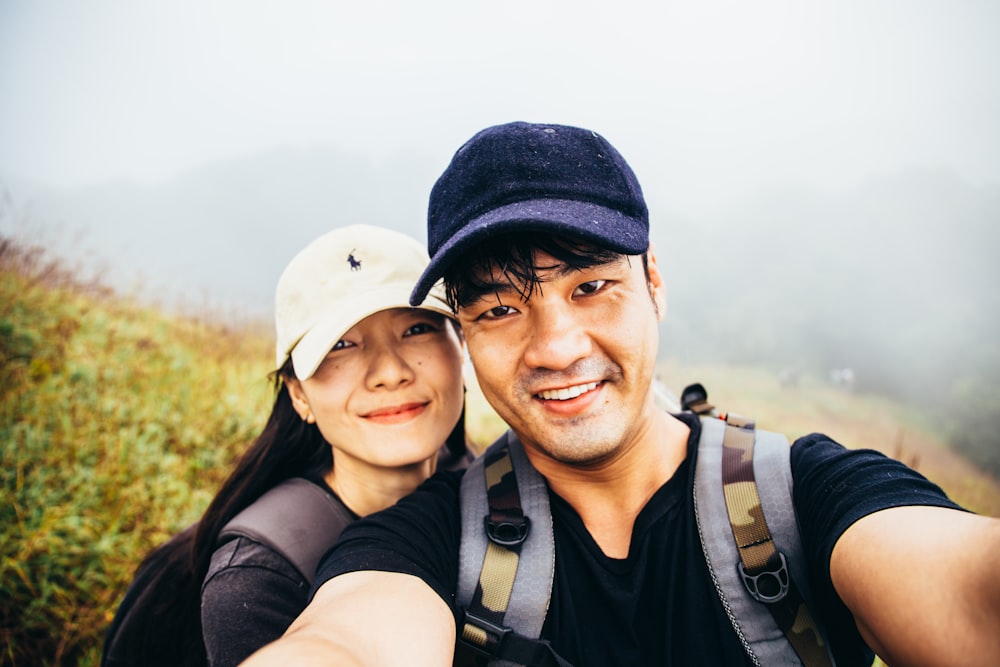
[{"xmin": 1, "ymin": 1, "xmax": 999, "ymax": 468}]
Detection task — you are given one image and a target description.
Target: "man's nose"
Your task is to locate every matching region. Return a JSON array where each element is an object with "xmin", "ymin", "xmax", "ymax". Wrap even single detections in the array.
[{"xmin": 521, "ymin": 303, "xmax": 592, "ymax": 371}]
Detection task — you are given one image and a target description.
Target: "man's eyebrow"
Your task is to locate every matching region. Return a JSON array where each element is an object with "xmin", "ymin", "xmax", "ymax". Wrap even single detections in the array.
[
  {"xmin": 550, "ymin": 256, "xmax": 626, "ymax": 278},
  {"xmin": 463, "ymin": 280, "xmax": 517, "ymax": 302}
]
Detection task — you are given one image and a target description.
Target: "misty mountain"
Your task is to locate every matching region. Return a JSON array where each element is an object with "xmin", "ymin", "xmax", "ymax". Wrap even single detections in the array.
[
  {"xmin": 659, "ymin": 168, "xmax": 1000, "ymax": 406},
  {"xmin": 5, "ymin": 145, "xmax": 441, "ymax": 317}
]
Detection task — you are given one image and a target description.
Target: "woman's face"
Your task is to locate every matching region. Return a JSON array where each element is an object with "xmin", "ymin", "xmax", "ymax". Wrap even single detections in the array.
[{"xmin": 288, "ymin": 308, "xmax": 464, "ymax": 470}]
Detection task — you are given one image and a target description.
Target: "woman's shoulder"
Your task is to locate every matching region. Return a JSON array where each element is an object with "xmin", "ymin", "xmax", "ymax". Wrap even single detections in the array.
[
  {"xmin": 203, "ymin": 535, "xmax": 305, "ymax": 589},
  {"xmin": 201, "ymin": 535, "xmax": 311, "ymax": 667},
  {"xmin": 213, "ymin": 477, "xmax": 355, "ymax": 583}
]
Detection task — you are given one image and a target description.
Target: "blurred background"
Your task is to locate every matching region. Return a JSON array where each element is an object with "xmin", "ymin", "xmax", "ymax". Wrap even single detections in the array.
[
  {"xmin": 1, "ymin": 2, "xmax": 998, "ymax": 662},
  {"xmin": 3, "ymin": 0, "xmax": 998, "ymax": 462}
]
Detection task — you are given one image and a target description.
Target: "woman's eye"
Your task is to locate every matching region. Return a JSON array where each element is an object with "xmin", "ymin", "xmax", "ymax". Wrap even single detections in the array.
[
  {"xmin": 404, "ymin": 322, "xmax": 435, "ymax": 336},
  {"xmin": 574, "ymin": 280, "xmax": 606, "ymax": 296},
  {"xmin": 330, "ymin": 339, "xmax": 353, "ymax": 352}
]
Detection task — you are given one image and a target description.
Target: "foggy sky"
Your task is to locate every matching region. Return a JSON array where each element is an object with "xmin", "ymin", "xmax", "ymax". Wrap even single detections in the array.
[{"xmin": 2, "ymin": 0, "xmax": 999, "ymax": 217}]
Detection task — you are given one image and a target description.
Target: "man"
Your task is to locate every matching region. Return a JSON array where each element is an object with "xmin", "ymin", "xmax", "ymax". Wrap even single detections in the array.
[{"xmin": 245, "ymin": 122, "xmax": 1000, "ymax": 666}]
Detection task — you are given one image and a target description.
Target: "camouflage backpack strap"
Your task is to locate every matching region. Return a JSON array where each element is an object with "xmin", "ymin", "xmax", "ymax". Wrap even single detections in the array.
[
  {"xmin": 457, "ymin": 431, "xmax": 569, "ymax": 667},
  {"xmin": 692, "ymin": 407, "xmax": 836, "ymax": 666}
]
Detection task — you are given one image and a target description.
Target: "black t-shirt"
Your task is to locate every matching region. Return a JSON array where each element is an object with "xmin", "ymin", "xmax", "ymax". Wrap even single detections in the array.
[
  {"xmin": 201, "ymin": 536, "xmax": 310, "ymax": 667},
  {"xmin": 314, "ymin": 413, "xmax": 961, "ymax": 666}
]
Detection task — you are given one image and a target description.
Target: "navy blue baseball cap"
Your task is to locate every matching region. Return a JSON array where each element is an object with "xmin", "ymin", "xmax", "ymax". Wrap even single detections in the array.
[{"xmin": 409, "ymin": 121, "xmax": 650, "ymax": 306}]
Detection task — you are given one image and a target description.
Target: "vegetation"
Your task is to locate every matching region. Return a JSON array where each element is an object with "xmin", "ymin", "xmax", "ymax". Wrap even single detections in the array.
[
  {"xmin": 1, "ymin": 234, "xmax": 997, "ymax": 665},
  {"xmin": 1, "ymin": 236, "xmax": 272, "ymax": 666}
]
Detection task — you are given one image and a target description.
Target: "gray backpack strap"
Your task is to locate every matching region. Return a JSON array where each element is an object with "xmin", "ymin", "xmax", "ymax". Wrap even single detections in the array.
[
  {"xmin": 457, "ymin": 430, "xmax": 558, "ymax": 667},
  {"xmin": 219, "ymin": 478, "xmax": 354, "ymax": 583},
  {"xmin": 694, "ymin": 417, "xmax": 835, "ymax": 666}
]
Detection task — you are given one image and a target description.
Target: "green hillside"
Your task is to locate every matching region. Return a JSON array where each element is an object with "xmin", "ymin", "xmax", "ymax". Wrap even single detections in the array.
[{"xmin": 1, "ymin": 237, "xmax": 273, "ymax": 666}]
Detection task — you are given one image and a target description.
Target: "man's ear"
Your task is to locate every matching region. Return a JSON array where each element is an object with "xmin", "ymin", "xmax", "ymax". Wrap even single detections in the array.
[
  {"xmin": 285, "ymin": 377, "xmax": 315, "ymax": 423},
  {"xmin": 646, "ymin": 245, "xmax": 667, "ymax": 321}
]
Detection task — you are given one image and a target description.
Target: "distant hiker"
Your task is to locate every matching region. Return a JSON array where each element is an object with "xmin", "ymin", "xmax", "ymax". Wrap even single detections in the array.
[
  {"xmin": 830, "ymin": 367, "xmax": 855, "ymax": 392},
  {"xmin": 778, "ymin": 365, "xmax": 801, "ymax": 388},
  {"xmin": 246, "ymin": 122, "xmax": 1000, "ymax": 667},
  {"xmin": 102, "ymin": 225, "xmax": 471, "ymax": 667}
]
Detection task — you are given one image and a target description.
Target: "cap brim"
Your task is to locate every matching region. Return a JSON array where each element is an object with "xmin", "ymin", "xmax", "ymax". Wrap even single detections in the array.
[
  {"xmin": 292, "ymin": 284, "xmax": 452, "ymax": 380},
  {"xmin": 409, "ymin": 198, "xmax": 648, "ymax": 306}
]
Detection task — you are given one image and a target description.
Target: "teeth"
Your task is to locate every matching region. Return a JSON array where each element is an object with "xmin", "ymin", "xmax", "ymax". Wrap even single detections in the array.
[{"xmin": 538, "ymin": 382, "xmax": 599, "ymax": 401}]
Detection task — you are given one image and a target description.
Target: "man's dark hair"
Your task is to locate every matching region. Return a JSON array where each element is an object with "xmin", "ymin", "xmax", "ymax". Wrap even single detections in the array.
[{"xmin": 443, "ymin": 232, "xmax": 649, "ymax": 311}]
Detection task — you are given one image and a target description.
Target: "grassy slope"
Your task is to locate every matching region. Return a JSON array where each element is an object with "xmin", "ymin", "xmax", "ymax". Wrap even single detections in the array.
[{"xmin": 1, "ymin": 241, "xmax": 273, "ymax": 666}]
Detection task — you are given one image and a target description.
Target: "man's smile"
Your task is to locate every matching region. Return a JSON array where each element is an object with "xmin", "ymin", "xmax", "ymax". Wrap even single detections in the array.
[{"xmin": 535, "ymin": 381, "xmax": 601, "ymax": 401}]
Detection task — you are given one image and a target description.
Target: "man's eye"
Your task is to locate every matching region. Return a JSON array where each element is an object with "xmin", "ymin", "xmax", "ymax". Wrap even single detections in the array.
[
  {"xmin": 330, "ymin": 339, "xmax": 353, "ymax": 352},
  {"xmin": 478, "ymin": 304, "xmax": 517, "ymax": 320},
  {"xmin": 574, "ymin": 280, "xmax": 606, "ymax": 296}
]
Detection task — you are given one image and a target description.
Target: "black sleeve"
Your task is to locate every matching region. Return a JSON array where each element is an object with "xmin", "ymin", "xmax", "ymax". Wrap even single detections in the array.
[
  {"xmin": 311, "ymin": 469, "xmax": 464, "ymax": 611},
  {"xmin": 790, "ymin": 433, "xmax": 963, "ymax": 664},
  {"xmin": 200, "ymin": 537, "xmax": 309, "ymax": 667},
  {"xmin": 791, "ymin": 433, "xmax": 963, "ymax": 575}
]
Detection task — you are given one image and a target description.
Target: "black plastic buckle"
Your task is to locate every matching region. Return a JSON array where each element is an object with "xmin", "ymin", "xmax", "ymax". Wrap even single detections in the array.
[
  {"xmin": 485, "ymin": 514, "xmax": 531, "ymax": 547},
  {"xmin": 680, "ymin": 382, "xmax": 713, "ymax": 414},
  {"xmin": 739, "ymin": 552, "xmax": 790, "ymax": 604},
  {"xmin": 459, "ymin": 609, "xmax": 512, "ymax": 657}
]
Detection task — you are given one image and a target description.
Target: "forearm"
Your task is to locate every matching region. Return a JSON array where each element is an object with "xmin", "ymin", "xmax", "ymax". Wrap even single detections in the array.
[
  {"xmin": 833, "ymin": 506, "xmax": 1000, "ymax": 666},
  {"xmin": 241, "ymin": 571, "xmax": 456, "ymax": 667},
  {"xmin": 958, "ymin": 515, "xmax": 1000, "ymax": 661},
  {"xmin": 242, "ymin": 633, "xmax": 370, "ymax": 667}
]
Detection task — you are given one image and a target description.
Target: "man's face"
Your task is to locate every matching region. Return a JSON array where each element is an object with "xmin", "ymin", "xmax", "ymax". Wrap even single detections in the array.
[{"xmin": 456, "ymin": 249, "xmax": 666, "ymax": 466}]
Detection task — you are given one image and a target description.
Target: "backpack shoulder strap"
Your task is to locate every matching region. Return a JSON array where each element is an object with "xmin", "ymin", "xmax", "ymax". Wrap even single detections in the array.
[
  {"xmin": 457, "ymin": 431, "xmax": 567, "ymax": 667},
  {"xmin": 219, "ymin": 477, "xmax": 354, "ymax": 583},
  {"xmin": 693, "ymin": 414, "xmax": 835, "ymax": 666}
]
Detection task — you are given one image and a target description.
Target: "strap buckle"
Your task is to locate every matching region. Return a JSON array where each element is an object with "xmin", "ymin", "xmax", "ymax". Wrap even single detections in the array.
[
  {"xmin": 739, "ymin": 551, "xmax": 790, "ymax": 604},
  {"xmin": 680, "ymin": 382, "xmax": 716, "ymax": 415},
  {"xmin": 458, "ymin": 609, "xmax": 512, "ymax": 657},
  {"xmin": 485, "ymin": 514, "xmax": 531, "ymax": 547}
]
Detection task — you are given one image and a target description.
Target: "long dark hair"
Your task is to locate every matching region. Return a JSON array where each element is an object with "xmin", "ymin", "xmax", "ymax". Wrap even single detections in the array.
[{"xmin": 103, "ymin": 353, "xmax": 467, "ymax": 667}]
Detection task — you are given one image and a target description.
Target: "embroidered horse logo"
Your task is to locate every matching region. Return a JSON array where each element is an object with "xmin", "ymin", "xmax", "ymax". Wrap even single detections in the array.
[{"xmin": 347, "ymin": 250, "xmax": 362, "ymax": 271}]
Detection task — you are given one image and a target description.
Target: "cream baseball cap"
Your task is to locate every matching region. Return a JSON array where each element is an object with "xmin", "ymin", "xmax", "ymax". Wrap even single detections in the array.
[{"xmin": 275, "ymin": 225, "xmax": 453, "ymax": 380}]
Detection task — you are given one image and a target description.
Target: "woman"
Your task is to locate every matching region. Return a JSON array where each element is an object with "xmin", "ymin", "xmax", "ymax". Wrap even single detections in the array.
[{"xmin": 102, "ymin": 225, "xmax": 468, "ymax": 667}]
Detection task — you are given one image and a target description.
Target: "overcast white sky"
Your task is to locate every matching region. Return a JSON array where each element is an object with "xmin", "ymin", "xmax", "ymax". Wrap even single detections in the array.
[{"xmin": 2, "ymin": 0, "xmax": 998, "ymax": 215}]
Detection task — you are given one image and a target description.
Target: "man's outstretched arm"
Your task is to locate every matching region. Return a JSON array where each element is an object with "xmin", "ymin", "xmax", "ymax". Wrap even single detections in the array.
[
  {"xmin": 831, "ymin": 505, "xmax": 1000, "ymax": 666},
  {"xmin": 242, "ymin": 570, "xmax": 456, "ymax": 667}
]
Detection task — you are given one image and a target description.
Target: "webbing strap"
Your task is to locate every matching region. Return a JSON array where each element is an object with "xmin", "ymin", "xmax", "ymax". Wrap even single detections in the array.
[
  {"xmin": 464, "ymin": 446, "xmax": 525, "ymax": 643},
  {"xmin": 720, "ymin": 415, "xmax": 834, "ymax": 667},
  {"xmin": 457, "ymin": 432, "xmax": 560, "ymax": 667}
]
